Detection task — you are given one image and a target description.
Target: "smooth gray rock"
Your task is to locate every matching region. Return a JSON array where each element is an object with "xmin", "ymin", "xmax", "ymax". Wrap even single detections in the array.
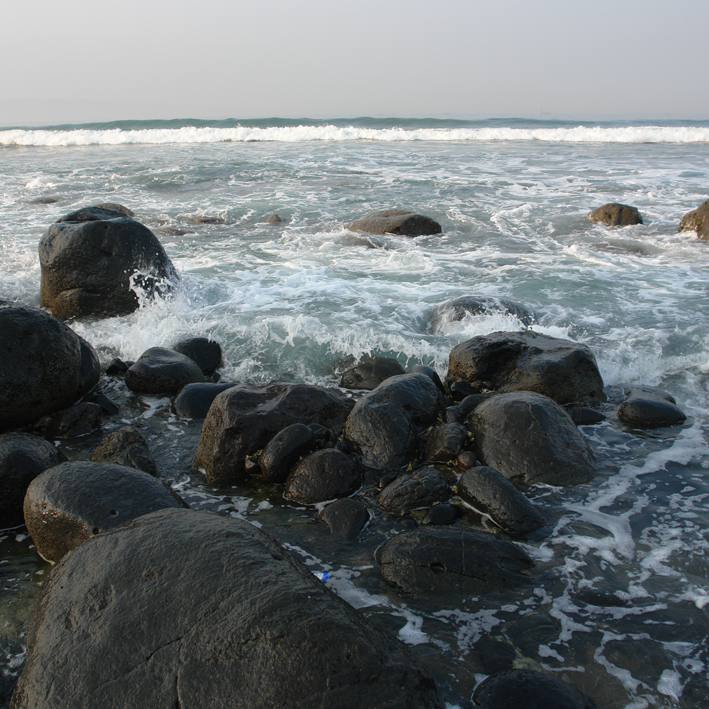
[
  {"xmin": 173, "ymin": 337, "xmax": 222, "ymax": 376},
  {"xmin": 375, "ymin": 527, "xmax": 533, "ymax": 597},
  {"xmin": 424, "ymin": 422, "xmax": 466, "ymax": 462},
  {"xmin": 125, "ymin": 347, "xmax": 205, "ymax": 396},
  {"xmin": 448, "ymin": 330, "xmax": 605, "ymax": 405},
  {"xmin": 587, "ymin": 203, "xmax": 643, "ymax": 226},
  {"xmin": 22, "ymin": 461, "xmax": 185, "ymax": 562},
  {"xmin": 90, "ymin": 426, "xmax": 158, "ymax": 476},
  {"xmin": 340, "ymin": 357, "xmax": 405, "ymax": 390},
  {"xmin": 172, "ymin": 382, "xmax": 236, "ymax": 419},
  {"xmin": 679, "ymin": 199, "xmax": 709, "ymax": 239},
  {"xmin": 378, "ymin": 467, "xmax": 451, "ymax": 515},
  {"xmin": 12, "ymin": 508, "xmax": 441, "ymax": 709},
  {"xmin": 430, "ymin": 295, "xmax": 533, "ymax": 333},
  {"xmin": 319, "ymin": 498, "xmax": 370, "ymax": 540},
  {"xmin": 458, "ymin": 466, "xmax": 545, "ymax": 536},
  {"xmin": 347, "ymin": 209, "xmax": 442, "ymax": 237},
  {"xmin": 617, "ymin": 386, "xmax": 687, "ymax": 428},
  {"xmin": 468, "ymin": 392, "xmax": 597, "ymax": 486},
  {"xmin": 284, "ymin": 449, "xmax": 361, "ymax": 504}
]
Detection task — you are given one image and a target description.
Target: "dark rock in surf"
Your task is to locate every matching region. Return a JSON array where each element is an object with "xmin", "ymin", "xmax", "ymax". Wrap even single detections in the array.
[
  {"xmin": 430, "ymin": 295, "xmax": 534, "ymax": 333},
  {"xmin": 0, "ymin": 433, "xmax": 64, "ymax": 528},
  {"xmin": 678, "ymin": 199, "xmax": 709, "ymax": 239},
  {"xmin": 345, "ymin": 374, "xmax": 445, "ymax": 470},
  {"xmin": 319, "ymin": 498, "xmax": 370, "ymax": 540},
  {"xmin": 258, "ymin": 423, "xmax": 330, "ymax": 484},
  {"xmin": 172, "ymin": 382, "xmax": 236, "ymax": 419},
  {"xmin": 106, "ymin": 358, "xmax": 130, "ymax": 375},
  {"xmin": 375, "ymin": 527, "xmax": 533, "ymax": 597},
  {"xmin": 587, "ymin": 203, "xmax": 643, "ymax": 226},
  {"xmin": 458, "ymin": 466, "xmax": 546, "ymax": 536},
  {"xmin": 377, "ymin": 467, "xmax": 451, "ymax": 515},
  {"xmin": 43, "ymin": 401, "xmax": 103, "ymax": 437},
  {"xmin": 340, "ymin": 357, "xmax": 405, "ymax": 390},
  {"xmin": 424, "ymin": 422, "xmax": 466, "ymax": 463},
  {"xmin": 617, "ymin": 385, "xmax": 687, "ymax": 428},
  {"xmin": 39, "ymin": 207, "xmax": 178, "ymax": 319},
  {"xmin": 12, "ymin": 508, "xmax": 442, "ymax": 709},
  {"xmin": 125, "ymin": 347, "xmax": 205, "ymax": 396},
  {"xmin": 90, "ymin": 426, "xmax": 158, "ymax": 476},
  {"xmin": 347, "ymin": 209, "xmax": 442, "ymax": 237},
  {"xmin": 422, "ymin": 503, "xmax": 458, "ymax": 526},
  {"xmin": 194, "ymin": 383, "xmax": 354, "ymax": 484},
  {"xmin": 407, "ymin": 365, "xmax": 446, "ymax": 394},
  {"xmin": 565, "ymin": 405, "xmax": 606, "ymax": 425},
  {"xmin": 266, "ymin": 214, "xmax": 282, "ymax": 224},
  {"xmin": 173, "ymin": 337, "xmax": 222, "ymax": 376},
  {"xmin": 468, "ymin": 391, "xmax": 596, "ymax": 486},
  {"xmin": 22, "ymin": 461, "xmax": 186, "ymax": 563},
  {"xmin": 93, "ymin": 202, "xmax": 134, "ymax": 217},
  {"xmin": 285, "ymin": 449, "xmax": 361, "ymax": 504},
  {"xmin": 447, "ymin": 330, "xmax": 605, "ymax": 405},
  {"xmin": 76, "ymin": 335, "xmax": 101, "ymax": 398},
  {"xmin": 189, "ymin": 215, "xmax": 225, "ymax": 224}
]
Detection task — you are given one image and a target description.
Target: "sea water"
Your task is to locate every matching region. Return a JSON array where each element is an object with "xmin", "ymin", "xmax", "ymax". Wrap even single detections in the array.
[{"xmin": 1, "ymin": 117, "xmax": 708, "ymax": 708}]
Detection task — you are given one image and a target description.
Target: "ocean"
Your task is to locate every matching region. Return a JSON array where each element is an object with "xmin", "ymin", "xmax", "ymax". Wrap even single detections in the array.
[{"xmin": 1, "ymin": 117, "xmax": 708, "ymax": 708}]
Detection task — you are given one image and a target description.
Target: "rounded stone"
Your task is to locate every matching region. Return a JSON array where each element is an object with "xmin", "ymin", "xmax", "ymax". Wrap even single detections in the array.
[
  {"xmin": 587, "ymin": 203, "xmax": 643, "ymax": 226},
  {"xmin": 284, "ymin": 449, "xmax": 361, "ymax": 504},
  {"xmin": 125, "ymin": 347, "xmax": 205, "ymax": 396}
]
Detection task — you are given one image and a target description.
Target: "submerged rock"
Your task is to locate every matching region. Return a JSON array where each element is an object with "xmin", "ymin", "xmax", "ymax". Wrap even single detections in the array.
[
  {"xmin": 678, "ymin": 199, "xmax": 709, "ymax": 239},
  {"xmin": 587, "ymin": 203, "xmax": 643, "ymax": 226},
  {"xmin": 430, "ymin": 295, "xmax": 534, "ymax": 332},
  {"xmin": 347, "ymin": 209, "xmax": 442, "ymax": 237},
  {"xmin": 13, "ymin": 508, "xmax": 441, "ymax": 709},
  {"xmin": 125, "ymin": 347, "xmax": 205, "ymax": 396}
]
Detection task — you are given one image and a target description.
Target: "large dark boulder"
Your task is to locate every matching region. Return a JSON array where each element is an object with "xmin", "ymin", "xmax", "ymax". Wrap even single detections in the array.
[
  {"xmin": 587, "ymin": 203, "xmax": 643, "ymax": 226},
  {"xmin": 424, "ymin": 422, "xmax": 466, "ymax": 463},
  {"xmin": 284, "ymin": 449, "xmax": 361, "ymax": 504},
  {"xmin": 125, "ymin": 347, "xmax": 205, "ymax": 396},
  {"xmin": 90, "ymin": 425, "xmax": 158, "ymax": 476},
  {"xmin": 0, "ymin": 433, "xmax": 64, "ymax": 528},
  {"xmin": 12, "ymin": 508, "xmax": 441, "ymax": 709},
  {"xmin": 347, "ymin": 209, "xmax": 442, "ymax": 237},
  {"xmin": 678, "ymin": 199, "xmax": 709, "ymax": 240},
  {"xmin": 375, "ymin": 527, "xmax": 533, "ymax": 597},
  {"xmin": 172, "ymin": 382, "xmax": 236, "ymax": 419},
  {"xmin": 340, "ymin": 357, "xmax": 405, "ymax": 390},
  {"xmin": 448, "ymin": 331, "xmax": 605, "ymax": 405},
  {"xmin": 430, "ymin": 296, "xmax": 533, "ymax": 333},
  {"xmin": 0, "ymin": 305, "xmax": 93, "ymax": 431},
  {"xmin": 173, "ymin": 337, "xmax": 222, "ymax": 376},
  {"xmin": 257, "ymin": 423, "xmax": 329, "ymax": 484},
  {"xmin": 377, "ymin": 467, "xmax": 451, "ymax": 515},
  {"xmin": 468, "ymin": 392, "xmax": 596, "ymax": 486},
  {"xmin": 319, "ymin": 498, "xmax": 370, "ymax": 540},
  {"xmin": 39, "ymin": 207, "xmax": 178, "ymax": 319},
  {"xmin": 345, "ymin": 374, "xmax": 445, "ymax": 469},
  {"xmin": 23, "ymin": 461, "xmax": 185, "ymax": 562},
  {"xmin": 617, "ymin": 386, "xmax": 687, "ymax": 428},
  {"xmin": 458, "ymin": 466, "xmax": 545, "ymax": 536},
  {"xmin": 194, "ymin": 383, "xmax": 355, "ymax": 484}
]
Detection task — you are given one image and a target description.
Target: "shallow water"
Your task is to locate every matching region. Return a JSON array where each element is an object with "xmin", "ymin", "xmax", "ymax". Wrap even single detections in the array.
[{"xmin": 1, "ymin": 118, "xmax": 708, "ymax": 708}]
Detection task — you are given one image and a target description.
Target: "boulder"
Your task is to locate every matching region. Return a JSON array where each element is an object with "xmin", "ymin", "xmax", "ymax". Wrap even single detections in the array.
[
  {"xmin": 678, "ymin": 199, "xmax": 709, "ymax": 239},
  {"xmin": 93, "ymin": 202, "xmax": 135, "ymax": 217},
  {"xmin": 0, "ymin": 433, "xmax": 64, "ymax": 528},
  {"xmin": 375, "ymin": 527, "xmax": 533, "ymax": 597},
  {"xmin": 172, "ymin": 337, "xmax": 222, "ymax": 376},
  {"xmin": 347, "ymin": 209, "xmax": 442, "ymax": 237},
  {"xmin": 587, "ymin": 203, "xmax": 643, "ymax": 226},
  {"xmin": 90, "ymin": 426, "xmax": 158, "ymax": 476},
  {"xmin": 407, "ymin": 365, "xmax": 445, "ymax": 393},
  {"xmin": 194, "ymin": 383, "xmax": 355, "ymax": 484},
  {"xmin": 0, "ymin": 305, "xmax": 89, "ymax": 431},
  {"xmin": 377, "ymin": 467, "xmax": 451, "ymax": 515},
  {"xmin": 23, "ymin": 461, "xmax": 185, "ymax": 562},
  {"xmin": 43, "ymin": 401, "xmax": 103, "ymax": 437},
  {"xmin": 424, "ymin": 422, "xmax": 466, "ymax": 462},
  {"xmin": 430, "ymin": 296, "xmax": 533, "ymax": 333},
  {"xmin": 422, "ymin": 503, "xmax": 459, "ymax": 526},
  {"xmin": 39, "ymin": 207, "xmax": 178, "ymax": 319},
  {"xmin": 76, "ymin": 335, "xmax": 101, "ymax": 398},
  {"xmin": 448, "ymin": 331, "xmax": 605, "ymax": 405},
  {"xmin": 284, "ymin": 449, "xmax": 361, "ymax": 504},
  {"xmin": 468, "ymin": 392, "xmax": 597, "ymax": 486},
  {"xmin": 266, "ymin": 214, "xmax": 282, "ymax": 224},
  {"xmin": 473, "ymin": 669, "xmax": 597, "ymax": 709},
  {"xmin": 125, "ymin": 347, "xmax": 205, "ymax": 396},
  {"xmin": 258, "ymin": 423, "xmax": 325, "ymax": 484},
  {"xmin": 345, "ymin": 374, "xmax": 445, "ymax": 469},
  {"xmin": 340, "ymin": 357, "xmax": 405, "ymax": 390},
  {"xmin": 617, "ymin": 386, "xmax": 687, "ymax": 428},
  {"xmin": 12, "ymin": 508, "xmax": 441, "ymax": 709},
  {"xmin": 172, "ymin": 382, "xmax": 236, "ymax": 419},
  {"xmin": 458, "ymin": 466, "xmax": 545, "ymax": 536},
  {"xmin": 319, "ymin": 498, "xmax": 370, "ymax": 540}
]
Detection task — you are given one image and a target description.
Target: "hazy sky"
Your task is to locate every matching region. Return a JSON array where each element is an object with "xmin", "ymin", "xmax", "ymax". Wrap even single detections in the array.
[{"xmin": 1, "ymin": 0, "xmax": 707, "ymax": 126}]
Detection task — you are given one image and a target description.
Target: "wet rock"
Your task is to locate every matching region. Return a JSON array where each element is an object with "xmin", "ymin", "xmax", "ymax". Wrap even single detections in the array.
[
  {"xmin": 473, "ymin": 669, "xmax": 597, "ymax": 709},
  {"xmin": 468, "ymin": 391, "xmax": 596, "ymax": 486},
  {"xmin": 456, "ymin": 451, "xmax": 477, "ymax": 469},
  {"xmin": 23, "ymin": 461, "xmax": 186, "ymax": 563},
  {"xmin": 173, "ymin": 337, "xmax": 222, "ymax": 376},
  {"xmin": 603, "ymin": 638, "xmax": 673, "ymax": 687},
  {"xmin": 407, "ymin": 365, "xmax": 445, "ymax": 393},
  {"xmin": 678, "ymin": 199, "xmax": 709, "ymax": 239},
  {"xmin": 448, "ymin": 380, "xmax": 480, "ymax": 401},
  {"xmin": 465, "ymin": 636, "xmax": 515, "ymax": 676},
  {"xmin": 125, "ymin": 347, "xmax": 205, "ymax": 396},
  {"xmin": 194, "ymin": 383, "xmax": 354, "ymax": 484},
  {"xmin": 565, "ymin": 405, "xmax": 606, "ymax": 425},
  {"xmin": 189, "ymin": 215, "xmax": 225, "ymax": 224},
  {"xmin": 44, "ymin": 401, "xmax": 103, "ymax": 437},
  {"xmin": 87, "ymin": 391, "xmax": 120, "ymax": 416},
  {"xmin": 425, "ymin": 422, "xmax": 466, "ymax": 462},
  {"xmin": 90, "ymin": 426, "xmax": 157, "ymax": 476},
  {"xmin": 12, "ymin": 508, "xmax": 441, "ymax": 709},
  {"xmin": 106, "ymin": 357, "xmax": 130, "ymax": 375},
  {"xmin": 266, "ymin": 213, "xmax": 282, "ymax": 224},
  {"xmin": 345, "ymin": 373, "xmax": 444, "ymax": 469},
  {"xmin": 587, "ymin": 203, "xmax": 643, "ymax": 226},
  {"xmin": 340, "ymin": 357, "xmax": 405, "ymax": 390},
  {"xmin": 377, "ymin": 467, "xmax": 451, "ymax": 515},
  {"xmin": 430, "ymin": 295, "xmax": 533, "ymax": 333},
  {"xmin": 172, "ymin": 382, "xmax": 236, "ymax": 419},
  {"xmin": 319, "ymin": 497, "xmax": 370, "ymax": 540},
  {"xmin": 284, "ymin": 449, "xmax": 361, "ymax": 504},
  {"xmin": 76, "ymin": 335, "xmax": 101, "ymax": 399},
  {"xmin": 258, "ymin": 423, "xmax": 319, "ymax": 484},
  {"xmin": 444, "ymin": 406, "xmax": 463, "ymax": 423},
  {"xmin": 617, "ymin": 385, "xmax": 687, "ymax": 428},
  {"xmin": 0, "ymin": 433, "xmax": 64, "ymax": 528},
  {"xmin": 422, "ymin": 503, "xmax": 458, "ymax": 526},
  {"xmin": 29, "ymin": 196, "xmax": 60, "ymax": 205},
  {"xmin": 93, "ymin": 202, "xmax": 134, "ymax": 217},
  {"xmin": 347, "ymin": 209, "xmax": 442, "ymax": 237},
  {"xmin": 0, "ymin": 305, "xmax": 91, "ymax": 431},
  {"xmin": 448, "ymin": 331, "xmax": 605, "ymax": 405},
  {"xmin": 39, "ymin": 207, "xmax": 178, "ymax": 319},
  {"xmin": 458, "ymin": 466, "xmax": 545, "ymax": 536},
  {"xmin": 375, "ymin": 527, "xmax": 533, "ymax": 597}
]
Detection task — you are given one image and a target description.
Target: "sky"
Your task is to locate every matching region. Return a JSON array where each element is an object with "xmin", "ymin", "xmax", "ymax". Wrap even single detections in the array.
[{"xmin": 1, "ymin": 0, "xmax": 707, "ymax": 126}]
